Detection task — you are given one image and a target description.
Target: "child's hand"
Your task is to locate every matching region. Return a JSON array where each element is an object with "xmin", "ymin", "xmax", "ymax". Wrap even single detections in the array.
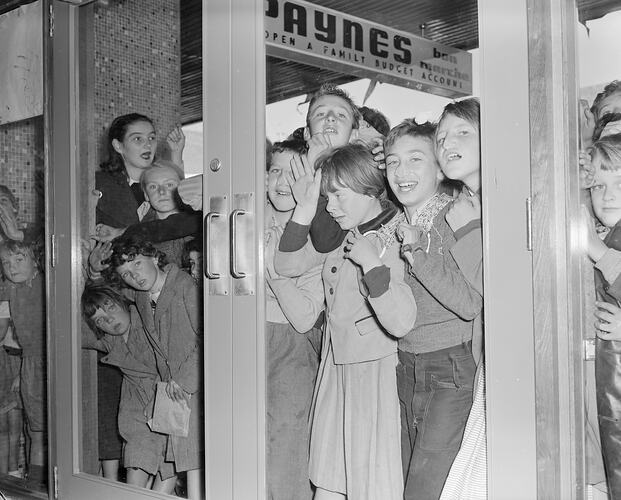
[
  {"xmin": 288, "ymin": 154, "xmax": 322, "ymax": 226},
  {"xmin": 166, "ymin": 124, "xmax": 186, "ymax": 164},
  {"xmin": 166, "ymin": 379, "xmax": 190, "ymax": 405},
  {"xmin": 595, "ymin": 301, "xmax": 621, "ymax": 341},
  {"xmin": 579, "ymin": 149, "xmax": 595, "ymax": 189},
  {"xmin": 579, "ymin": 99, "xmax": 595, "ymax": 149},
  {"xmin": 446, "ymin": 192, "xmax": 481, "ymax": 232},
  {"xmin": 0, "ymin": 204, "xmax": 23, "ymax": 241},
  {"xmin": 93, "ymin": 223, "xmax": 125, "ymax": 242},
  {"xmin": 582, "ymin": 205, "xmax": 607, "ymax": 262},
  {"xmin": 306, "ymin": 133, "xmax": 332, "ymax": 169},
  {"xmin": 357, "ymin": 120, "xmax": 384, "ymax": 150},
  {"xmin": 397, "ymin": 222, "xmax": 425, "ymax": 247},
  {"xmin": 344, "ymin": 231, "xmax": 382, "ymax": 272},
  {"xmin": 178, "ymin": 175, "xmax": 203, "ymax": 211},
  {"xmin": 372, "ymin": 143, "xmax": 386, "ymax": 170},
  {"xmin": 89, "ymin": 240, "xmax": 113, "ymax": 273},
  {"xmin": 264, "ymin": 225, "xmax": 282, "ymax": 279}
]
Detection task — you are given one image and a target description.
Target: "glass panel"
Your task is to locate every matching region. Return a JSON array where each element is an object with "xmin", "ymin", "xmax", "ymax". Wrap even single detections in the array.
[
  {"xmin": 577, "ymin": 5, "xmax": 621, "ymax": 497},
  {"xmin": 264, "ymin": 1, "xmax": 481, "ymax": 498},
  {"xmin": 73, "ymin": 0, "xmax": 204, "ymax": 497},
  {"xmin": 0, "ymin": 0, "xmax": 47, "ymax": 495}
]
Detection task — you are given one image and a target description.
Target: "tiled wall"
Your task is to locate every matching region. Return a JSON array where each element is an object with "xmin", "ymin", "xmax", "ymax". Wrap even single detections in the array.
[
  {"xmin": 92, "ymin": 0, "xmax": 181, "ymax": 166},
  {"xmin": 0, "ymin": 116, "xmax": 44, "ymax": 226}
]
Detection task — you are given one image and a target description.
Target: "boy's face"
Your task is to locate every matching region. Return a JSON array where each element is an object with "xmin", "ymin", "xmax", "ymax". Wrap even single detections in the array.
[
  {"xmin": 436, "ymin": 114, "xmax": 480, "ymax": 189},
  {"xmin": 590, "ymin": 167, "xmax": 621, "ymax": 228},
  {"xmin": 90, "ymin": 298, "xmax": 131, "ymax": 336},
  {"xmin": 385, "ymin": 135, "xmax": 443, "ymax": 215},
  {"xmin": 112, "ymin": 120, "xmax": 157, "ymax": 172},
  {"xmin": 0, "ymin": 250, "xmax": 36, "ymax": 284},
  {"xmin": 267, "ymin": 151, "xmax": 296, "ymax": 213},
  {"xmin": 116, "ymin": 254, "xmax": 161, "ymax": 291},
  {"xmin": 143, "ymin": 166, "xmax": 181, "ymax": 216},
  {"xmin": 597, "ymin": 92, "xmax": 621, "ymax": 120},
  {"xmin": 326, "ymin": 185, "xmax": 377, "ymax": 231},
  {"xmin": 306, "ymin": 95, "xmax": 358, "ymax": 147}
]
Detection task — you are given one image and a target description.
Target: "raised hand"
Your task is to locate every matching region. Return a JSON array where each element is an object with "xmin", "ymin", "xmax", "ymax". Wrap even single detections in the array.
[
  {"xmin": 579, "ymin": 149, "xmax": 595, "ymax": 189},
  {"xmin": 306, "ymin": 133, "xmax": 332, "ymax": 169},
  {"xmin": 89, "ymin": 240, "xmax": 113, "ymax": 274},
  {"xmin": 579, "ymin": 99, "xmax": 595, "ymax": 149},
  {"xmin": 0, "ymin": 203, "xmax": 23, "ymax": 241},
  {"xmin": 178, "ymin": 175, "xmax": 203, "ymax": 211},
  {"xmin": 166, "ymin": 124, "xmax": 186, "ymax": 166},
  {"xmin": 93, "ymin": 223, "xmax": 125, "ymax": 242},
  {"xmin": 288, "ymin": 154, "xmax": 322, "ymax": 226}
]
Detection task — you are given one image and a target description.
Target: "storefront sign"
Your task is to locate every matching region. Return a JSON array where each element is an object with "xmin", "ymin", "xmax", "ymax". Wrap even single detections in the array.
[{"xmin": 265, "ymin": 0, "xmax": 472, "ymax": 98}]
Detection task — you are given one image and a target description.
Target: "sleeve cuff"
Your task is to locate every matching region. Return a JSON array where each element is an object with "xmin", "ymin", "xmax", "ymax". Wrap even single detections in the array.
[
  {"xmin": 362, "ymin": 265, "xmax": 391, "ymax": 298},
  {"xmin": 595, "ymin": 247, "xmax": 621, "ymax": 284},
  {"xmin": 453, "ymin": 219, "xmax": 482, "ymax": 240},
  {"xmin": 278, "ymin": 220, "xmax": 310, "ymax": 252}
]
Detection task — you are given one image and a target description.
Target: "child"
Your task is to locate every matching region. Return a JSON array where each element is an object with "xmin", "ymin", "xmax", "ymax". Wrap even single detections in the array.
[
  {"xmin": 381, "ymin": 118, "xmax": 481, "ymax": 499},
  {"xmin": 276, "ymin": 84, "xmax": 363, "ymax": 261},
  {"xmin": 583, "ymin": 133, "xmax": 621, "ymax": 498},
  {"xmin": 81, "ymin": 284, "xmax": 177, "ymax": 494},
  {"xmin": 415, "ymin": 98, "xmax": 485, "ymax": 500},
  {"xmin": 277, "ymin": 143, "xmax": 417, "ymax": 499},
  {"xmin": 0, "ymin": 239, "xmax": 46, "ymax": 486},
  {"xmin": 264, "ymin": 138, "xmax": 324, "ymax": 499},
  {"xmin": 103, "ymin": 236, "xmax": 204, "ymax": 500},
  {"xmin": 181, "ymin": 238, "xmax": 203, "ymax": 285}
]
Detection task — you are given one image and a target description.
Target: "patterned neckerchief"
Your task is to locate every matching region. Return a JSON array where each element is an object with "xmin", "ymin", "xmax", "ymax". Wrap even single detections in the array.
[{"xmin": 409, "ymin": 193, "xmax": 453, "ymax": 232}]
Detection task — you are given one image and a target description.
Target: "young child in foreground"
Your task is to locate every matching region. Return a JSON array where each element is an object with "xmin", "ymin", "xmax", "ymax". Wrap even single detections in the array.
[
  {"xmin": 103, "ymin": 237, "xmax": 204, "ymax": 500},
  {"xmin": 381, "ymin": 118, "xmax": 481, "ymax": 500},
  {"xmin": 583, "ymin": 133, "xmax": 621, "ymax": 498},
  {"xmin": 81, "ymin": 284, "xmax": 177, "ymax": 494},
  {"xmin": 264, "ymin": 138, "xmax": 324, "ymax": 499},
  {"xmin": 277, "ymin": 143, "xmax": 417, "ymax": 499}
]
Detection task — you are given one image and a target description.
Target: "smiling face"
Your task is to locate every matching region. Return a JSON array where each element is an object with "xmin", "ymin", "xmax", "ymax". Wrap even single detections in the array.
[
  {"xmin": 112, "ymin": 120, "xmax": 157, "ymax": 173},
  {"xmin": 267, "ymin": 151, "xmax": 296, "ymax": 213},
  {"xmin": 0, "ymin": 249, "xmax": 37, "ymax": 284},
  {"xmin": 90, "ymin": 298, "xmax": 131, "ymax": 336},
  {"xmin": 306, "ymin": 95, "xmax": 357, "ymax": 147},
  {"xmin": 590, "ymin": 167, "xmax": 621, "ymax": 228},
  {"xmin": 142, "ymin": 166, "xmax": 181, "ymax": 218},
  {"xmin": 435, "ymin": 114, "xmax": 481, "ymax": 191},
  {"xmin": 385, "ymin": 135, "xmax": 443, "ymax": 218},
  {"xmin": 325, "ymin": 184, "xmax": 381, "ymax": 231},
  {"xmin": 115, "ymin": 254, "xmax": 162, "ymax": 291}
]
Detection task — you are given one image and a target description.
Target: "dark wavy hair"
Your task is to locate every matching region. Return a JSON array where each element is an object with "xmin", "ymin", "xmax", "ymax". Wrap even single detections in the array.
[
  {"xmin": 267, "ymin": 138, "xmax": 308, "ymax": 171},
  {"xmin": 102, "ymin": 235, "xmax": 167, "ymax": 286},
  {"xmin": 81, "ymin": 283, "xmax": 130, "ymax": 339},
  {"xmin": 99, "ymin": 113, "xmax": 155, "ymax": 176},
  {"xmin": 318, "ymin": 143, "xmax": 386, "ymax": 199}
]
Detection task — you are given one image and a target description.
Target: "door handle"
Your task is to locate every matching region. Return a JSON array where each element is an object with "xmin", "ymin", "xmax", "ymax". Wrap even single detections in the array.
[
  {"xmin": 204, "ymin": 211, "xmax": 222, "ymax": 279},
  {"xmin": 230, "ymin": 209, "xmax": 247, "ymax": 279}
]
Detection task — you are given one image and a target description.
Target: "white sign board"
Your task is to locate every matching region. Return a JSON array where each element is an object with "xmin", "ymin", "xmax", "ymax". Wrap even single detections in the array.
[{"xmin": 265, "ymin": 0, "xmax": 472, "ymax": 98}]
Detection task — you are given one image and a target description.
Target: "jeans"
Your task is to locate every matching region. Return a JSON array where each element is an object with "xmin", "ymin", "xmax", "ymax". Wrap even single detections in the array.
[{"xmin": 397, "ymin": 342, "xmax": 476, "ymax": 500}]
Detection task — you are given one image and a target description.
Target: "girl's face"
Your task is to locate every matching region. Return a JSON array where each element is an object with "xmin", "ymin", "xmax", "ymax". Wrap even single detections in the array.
[
  {"xmin": 115, "ymin": 254, "xmax": 161, "ymax": 291},
  {"xmin": 325, "ymin": 184, "xmax": 380, "ymax": 231},
  {"xmin": 0, "ymin": 250, "xmax": 36, "ymax": 284},
  {"xmin": 385, "ymin": 135, "xmax": 444, "ymax": 216},
  {"xmin": 112, "ymin": 120, "xmax": 157, "ymax": 172},
  {"xmin": 90, "ymin": 298, "xmax": 131, "ymax": 336},
  {"xmin": 143, "ymin": 166, "xmax": 181, "ymax": 217},
  {"xmin": 590, "ymin": 167, "xmax": 621, "ymax": 228},
  {"xmin": 435, "ymin": 114, "xmax": 480, "ymax": 190},
  {"xmin": 267, "ymin": 151, "xmax": 296, "ymax": 213},
  {"xmin": 189, "ymin": 250, "xmax": 202, "ymax": 281}
]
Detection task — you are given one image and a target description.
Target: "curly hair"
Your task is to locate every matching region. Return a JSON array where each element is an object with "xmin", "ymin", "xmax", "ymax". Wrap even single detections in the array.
[{"xmin": 102, "ymin": 235, "xmax": 167, "ymax": 285}]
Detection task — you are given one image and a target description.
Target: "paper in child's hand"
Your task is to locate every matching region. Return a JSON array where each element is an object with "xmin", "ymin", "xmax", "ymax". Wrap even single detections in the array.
[{"xmin": 147, "ymin": 381, "xmax": 191, "ymax": 437}]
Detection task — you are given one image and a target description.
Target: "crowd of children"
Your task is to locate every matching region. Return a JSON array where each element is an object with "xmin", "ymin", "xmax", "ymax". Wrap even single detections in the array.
[{"xmin": 3, "ymin": 78, "xmax": 620, "ymax": 500}]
